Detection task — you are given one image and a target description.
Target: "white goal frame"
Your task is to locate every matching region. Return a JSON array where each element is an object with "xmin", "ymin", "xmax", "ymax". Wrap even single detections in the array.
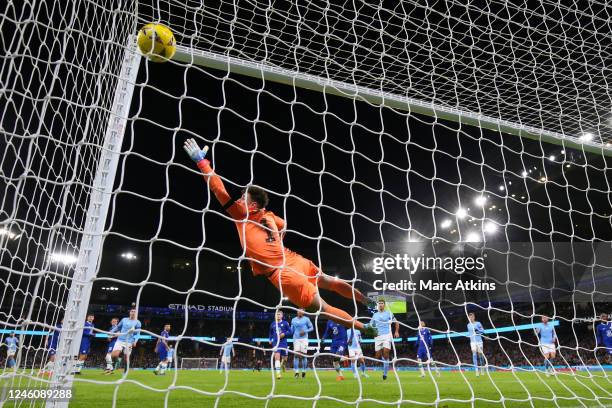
[
  {"xmin": 172, "ymin": 45, "xmax": 612, "ymax": 157},
  {"xmin": 47, "ymin": 41, "xmax": 141, "ymax": 408},
  {"xmin": 180, "ymin": 357, "xmax": 219, "ymax": 370}
]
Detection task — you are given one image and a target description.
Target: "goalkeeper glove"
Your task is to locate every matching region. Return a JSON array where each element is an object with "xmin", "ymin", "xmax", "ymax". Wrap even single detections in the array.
[{"xmin": 183, "ymin": 138, "xmax": 209, "ymax": 163}]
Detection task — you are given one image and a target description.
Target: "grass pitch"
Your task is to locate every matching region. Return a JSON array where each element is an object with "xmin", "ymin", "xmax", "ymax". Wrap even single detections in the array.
[
  {"xmin": 4, "ymin": 369, "xmax": 612, "ymax": 407},
  {"xmin": 65, "ymin": 368, "xmax": 612, "ymax": 408}
]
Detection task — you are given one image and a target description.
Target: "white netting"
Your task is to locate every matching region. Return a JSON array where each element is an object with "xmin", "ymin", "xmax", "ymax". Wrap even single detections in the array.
[
  {"xmin": 0, "ymin": 0, "xmax": 137, "ymax": 395},
  {"xmin": 1, "ymin": 0, "xmax": 612, "ymax": 407}
]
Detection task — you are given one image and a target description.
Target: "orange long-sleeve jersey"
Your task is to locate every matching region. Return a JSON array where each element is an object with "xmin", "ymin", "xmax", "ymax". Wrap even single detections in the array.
[{"xmin": 197, "ymin": 159, "xmax": 297, "ymax": 275}]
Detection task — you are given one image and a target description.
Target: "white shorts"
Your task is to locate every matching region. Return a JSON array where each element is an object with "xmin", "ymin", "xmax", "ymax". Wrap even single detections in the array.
[
  {"xmin": 112, "ymin": 340, "xmax": 132, "ymax": 355},
  {"xmin": 166, "ymin": 356, "xmax": 173, "ymax": 363},
  {"xmin": 7, "ymin": 350, "xmax": 15, "ymax": 358},
  {"xmin": 374, "ymin": 334, "xmax": 393, "ymax": 352},
  {"xmin": 348, "ymin": 348, "xmax": 362, "ymax": 358},
  {"xmin": 540, "ymin": 343, "xmax": 555, "ymax": 355},
  {"xmin": 221, "ymin": 356, "xmax": 231, "ymax": 364},
  {"xmin": 470, "ymin": 342, "xmax": 483, "ymax": 353},
  {"xmin": 293, "ymin": 339, "xmax": 308, "ymax": 354}
]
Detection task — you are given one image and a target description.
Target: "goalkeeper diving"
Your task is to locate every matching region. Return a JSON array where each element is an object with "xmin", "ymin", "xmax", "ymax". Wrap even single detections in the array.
[{"xmin": 183, "ymin": 139, "xmax": 375, "ymax": 334}]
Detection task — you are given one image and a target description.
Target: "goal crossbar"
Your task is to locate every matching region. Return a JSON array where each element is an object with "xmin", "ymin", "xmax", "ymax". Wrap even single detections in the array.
[{"xmin": 172, "ymin": 45, "xmax": 611, "ymax": 158}]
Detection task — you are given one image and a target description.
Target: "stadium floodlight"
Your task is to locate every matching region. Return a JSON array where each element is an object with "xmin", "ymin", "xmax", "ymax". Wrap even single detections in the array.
[
  {"xmin": 548, "ymin": 155, "xmax": 555, "ymax": 161},
  {"xmin": 0, "ymin": 228, "xmax": 18, "ymax": 240},
  {"xmin": 49, "ymin": 253, "xmax": 78, "ymax": 265},
  {"xmin": 465, "ymin": 231, "xmax": 482, "ymax": 242},
  {"xmin": 521, "ymin": 170, "xmax": 528, "ymax": 177},
  {"xmin": 580, "ymin": 132, "xmax": 594, "ymax": 141},
  {"xmin": 120, "ymin": 252, "xmax": 137, "ymax": 260},
  {"xmin": 455, "ymin": 208, "xmax": 468, "ymax": 219},
  {"xmin": 406, "ymin": 232, "xmax": 421, "ymax": 242},
  {"xmin": 474, "ymin": 196, "xmax": 487, "ymax": 207},
  {"xmin": 440, "ymin": 219, "xmax": 452, "ymax": 229},
  {"xmin": 483, "ymin": 221, "xmax": 498, "ymax": 234},
  {"xmin": 498, "ymin": 185, "xmax": 505, "ymax": 191}
]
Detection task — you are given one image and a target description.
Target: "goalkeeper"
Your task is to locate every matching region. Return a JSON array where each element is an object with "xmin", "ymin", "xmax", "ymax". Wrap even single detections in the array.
[{"xmin": 184, "ymin": 139, "xmax": 374, "ymax": 334}]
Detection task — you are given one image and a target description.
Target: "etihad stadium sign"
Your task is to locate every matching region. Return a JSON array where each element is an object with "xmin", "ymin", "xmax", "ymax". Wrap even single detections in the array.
[{"xmin": 168, "ymin": 304, "xmax": 234, "ymax": 312}]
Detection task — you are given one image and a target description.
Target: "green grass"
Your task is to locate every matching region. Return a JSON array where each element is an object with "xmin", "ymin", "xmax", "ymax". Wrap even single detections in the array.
[{"xmin": 4, "ymin": 369, "xmax": 612, "ymax": 407}]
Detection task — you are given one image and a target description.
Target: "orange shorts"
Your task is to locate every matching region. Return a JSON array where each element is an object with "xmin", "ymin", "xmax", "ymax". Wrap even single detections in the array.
[{"xmin": 267, "ymin": 257, "xmax": 320, "ymax": 308}]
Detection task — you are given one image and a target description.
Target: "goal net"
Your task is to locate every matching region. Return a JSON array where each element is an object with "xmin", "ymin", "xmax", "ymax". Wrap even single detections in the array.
[
  {"xmin": 1, "ymin": 0, "xmax": 140, "ymax": 398},
  {"xmin": 180, "ymin": 358, "xmax": 218, "ymax": 371},
  {"xmin": 1, "ymin": 0, "xmax": 612, "ymax": 407}
]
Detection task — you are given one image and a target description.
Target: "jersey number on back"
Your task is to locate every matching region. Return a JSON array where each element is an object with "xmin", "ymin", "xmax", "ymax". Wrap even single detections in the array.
[{"xmin": 260, "ymin": 219, "xmax": 276, "ymax": 243}]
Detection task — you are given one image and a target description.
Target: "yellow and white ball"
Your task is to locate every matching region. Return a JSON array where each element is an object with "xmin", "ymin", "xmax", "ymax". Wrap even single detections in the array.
[{"xmin": 137, "ymin": 23, "xmax": 176, "ymax": 63}]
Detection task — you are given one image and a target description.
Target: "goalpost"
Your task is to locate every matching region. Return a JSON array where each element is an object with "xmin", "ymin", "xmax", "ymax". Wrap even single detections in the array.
[
  {"xmin": 180, "ymin": 358, "xmax": 219, "ymax": 371},
  {"xmin": 1, "ymin": 0, "xmax": 612, "ymax": 407}
]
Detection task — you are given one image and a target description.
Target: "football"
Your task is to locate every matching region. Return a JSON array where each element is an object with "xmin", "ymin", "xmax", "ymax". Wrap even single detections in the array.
[{"xmin": 137, "ymin": 23, "xmax": 176, "ymax": 63}]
